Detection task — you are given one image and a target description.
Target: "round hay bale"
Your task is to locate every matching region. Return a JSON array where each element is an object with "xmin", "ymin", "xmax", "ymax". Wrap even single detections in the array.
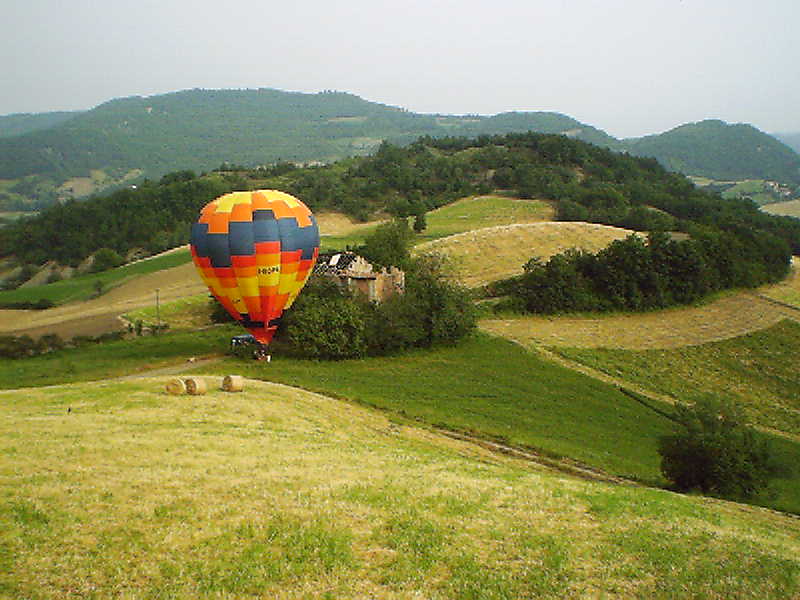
[
  {"xmin": 222, "ymin": 375, "xmax": 244, "ymax": 392},
  {"xmin": 165, "ymin": 378, "xmax": 186, "ymax": 395},
  {"xmin": 184, "ymin": 377, "xmax": 207, "ymax": 395}
]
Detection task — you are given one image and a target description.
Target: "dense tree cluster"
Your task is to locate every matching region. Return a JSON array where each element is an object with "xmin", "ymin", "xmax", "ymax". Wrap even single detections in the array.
[
  {"xmin": 496, "ymin": 230, "xmax": 789, "ymax": 313},
  {"xmin": 0, "ymin": 172, "xmax": 233, "ymax": 265},
  {"xmin": 658, "ymin": 399, "xmax": 778, "ymax": 500},
  {"xmin": 277, "ymin": 253, "xmax": 476, "ymax": 360}
]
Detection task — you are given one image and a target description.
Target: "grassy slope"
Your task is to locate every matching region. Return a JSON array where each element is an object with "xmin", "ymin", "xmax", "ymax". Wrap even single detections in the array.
[
  {"xmin": 415, "ymin": 195, "xmax": 555, "ymax": 242},
  {"xmin": 0, "ymin": 248, "xmax": 192, "ymax": 306},
  {"xmin": 418, "ymin": 222, "xmax": 638, "ymax": 287},
  {"xmin": 320, "ymin": 195, "xmax": 553, "ymax": 250},
  {"xmin": 552, "ymin": 320, "xmax": 800, "ymax": 513},
  {"xmin": 763, "ymin": 199, "xmax": 800, "ymax": 218},
  {"xmin": 2, "ymin": 378, "xmax": 799, "ymax": 599},
  {"xmin": 0, "ymin": 326, "xmax": 236, "ymax": 388},
  {"xmin": 213, "ymin": 335, "xmax": 677, "ymax": 483},
  {"xmin": 553, "ymin": 320, "xmax": 800, "ymax": 437}
]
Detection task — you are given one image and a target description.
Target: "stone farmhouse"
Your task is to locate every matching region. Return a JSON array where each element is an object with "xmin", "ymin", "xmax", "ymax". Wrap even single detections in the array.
[{"xmin": 313, "ymin": 252, "xmax": 405, "ymax": 302}]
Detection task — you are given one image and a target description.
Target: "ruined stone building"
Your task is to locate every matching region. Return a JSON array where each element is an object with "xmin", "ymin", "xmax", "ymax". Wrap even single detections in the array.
[{"xmin": 313, "ymin": 252, "xmax": 404, "ymax": 302}]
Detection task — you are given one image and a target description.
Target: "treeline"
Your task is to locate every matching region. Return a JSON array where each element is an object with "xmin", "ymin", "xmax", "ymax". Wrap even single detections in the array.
[
  {"xmin": 4, "ymin": 131, "xmax": 800, "ymax": 276},
  {"xmin": 494, "ymin": 231, "xmax": 789, "ymax": 313},
  {"xmin": 0, "ymin": 171, "xmax": 235, "ymax": 265}
]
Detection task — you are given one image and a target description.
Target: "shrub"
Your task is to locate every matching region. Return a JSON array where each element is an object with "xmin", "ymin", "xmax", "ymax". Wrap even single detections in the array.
[
  {"xmin": 658, "ymin": 398, "xmax": 777, "ymax": 500},
  {"xmin": 281, "ymin": 280, "xmax": 368, "ymax": 360},
  {"xmin": 90, "ymin": 248, "xmax": 124, "ymax": 273}
]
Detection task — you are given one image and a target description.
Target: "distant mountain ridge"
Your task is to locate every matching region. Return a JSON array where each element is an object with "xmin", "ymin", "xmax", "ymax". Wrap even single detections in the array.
[
  {"xmin": 0, "ymin": 89, "xmax": 613, "ymax": 182},
  {"xmin": 0, "ymin": 88, "xmax": 798, "ymax": 210},
  {"xmin": 0, "ymin": 111, "xmax": 81, "ymax": 138}
]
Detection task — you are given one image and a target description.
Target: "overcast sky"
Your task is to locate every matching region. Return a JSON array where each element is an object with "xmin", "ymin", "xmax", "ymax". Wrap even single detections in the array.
[{"xmin": 2, "ymin": 0, "xmax": 798, "ymax": 138}]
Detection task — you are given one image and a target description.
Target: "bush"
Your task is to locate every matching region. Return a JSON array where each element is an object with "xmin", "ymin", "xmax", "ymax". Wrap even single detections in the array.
[
  {"xmin": 91, "ymin": 248, "xmax": 124, "ymax": 273},
  {"xmin": 658, "ymin": 398, "xmax": 777, "ymax": 500},
  {"xmin": 281, "ymin": 278, "xmax": 367, "ymax": 360}
]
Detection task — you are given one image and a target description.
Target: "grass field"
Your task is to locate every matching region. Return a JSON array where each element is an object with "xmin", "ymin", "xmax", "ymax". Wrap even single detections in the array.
[
  {"xmin": 2, "ymin": 377, "xmax": 799, "ymax": 598},
  {"xmin": 207, "ymin": 334, "xmax": 678, "ymax": 485},
  {"xmin": 759, "ymin": 257, "xmax": 800, "ymax": 308},
  {"xmin": 125, "ymin": 293, "xmax": 212, "ymax": 330},
  {"xmin": 763, "ymin": 199, "xmax": 800, "ymax": 218},
  {"xmin": 480, "ymin": 290, "xmax": 800, "ymax": 349},
  {"xmin": 415, "ymin": 195, "xmax": 555, "ymax": 243},
  {"xmin": 417, "ymin": 222, "xmax": 639, "ymax": 287},
  {"xmin": 0, "ymin": 325, "xmax": 235, "ymax": 389},
  {"xmin": 552, "ymin": 320, "xmax": 800, "ymax": 439},
  {"xmin": 318, "ymin": 195, "xmax": 554, "ymax": 251},
  {"xmin": 0, "ymin": 247, "xmax": 193, "ymax": 307}
]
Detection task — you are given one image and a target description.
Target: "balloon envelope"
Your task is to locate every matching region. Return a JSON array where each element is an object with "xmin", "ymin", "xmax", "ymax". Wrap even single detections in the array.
[{"xmin": 190, "ymin": 190, "xmax": 320, "ymax": 345}]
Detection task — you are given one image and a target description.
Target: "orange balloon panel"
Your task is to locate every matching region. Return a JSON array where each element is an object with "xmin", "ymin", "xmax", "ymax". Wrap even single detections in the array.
[{"xmin": 190, "ymin": 190, "xmax": 320, "ymax": 345}]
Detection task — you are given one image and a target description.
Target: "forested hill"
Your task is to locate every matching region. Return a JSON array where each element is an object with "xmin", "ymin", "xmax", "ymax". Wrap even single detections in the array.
[
  {"xmin": 0, "ymin": 88, "xmax": 612, "ymax": 182},
  {"xmin": 621, "ymin": 120, "xmax": 800, "ymax": 184},
  {"xmin": 0, "ymin": 111, "xmax": 81, "ymax": 138},
  {"xmin": 2, "ymin": 89, "xmax": 798, "ymax": 211},
  {"xmin": 3, "ymin": 132, "xmax": 800, "ymax": 277}
]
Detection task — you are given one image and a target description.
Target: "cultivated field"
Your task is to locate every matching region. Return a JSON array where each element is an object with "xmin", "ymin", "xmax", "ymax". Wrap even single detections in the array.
[
  {"xmin": 759, "ymin": 256, "xmax": 800, "ymax": 307},
  {"xmin": 762, "ymin": 199, "xmax": 800, "ymax": 218},
  {"xmin": 553, "ymin": 320, "xmax": 800, "ymax": 440},
  {"xmin": 417, "ymin": 195, "xmax": 555, "ymax": 242},
  {"xmin": 480, "ymin": 290, "xmax": 800, "ymax": 350},
  {"xmin": 3, "ymin": 376, "xmax": 799, "ymax": 598},
  {"xmin": 0, "ymin": 261, "xmax": 206, "ymax": 339},
  {"xmin": 315, "ymin": 212, "xmax": 386, "ymax": 236},
  {"xmin": 417, "ymin": 221, "xmax": 639, "ymax": 287},
  {"xmin": 318, "ymin": 195, "xmax": 554, "ymax": 250}
]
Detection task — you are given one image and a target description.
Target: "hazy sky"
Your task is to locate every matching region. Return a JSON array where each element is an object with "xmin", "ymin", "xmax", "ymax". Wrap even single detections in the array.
[{"xmin": 2, "ymin": 0, "xmax": 798, "ymax": 138}]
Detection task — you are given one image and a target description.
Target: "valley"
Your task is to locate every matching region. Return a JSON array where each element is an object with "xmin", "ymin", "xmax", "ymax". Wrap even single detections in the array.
[{"xmin": 2, "ymin": 134, "xmax": 800, "ymax": 597}]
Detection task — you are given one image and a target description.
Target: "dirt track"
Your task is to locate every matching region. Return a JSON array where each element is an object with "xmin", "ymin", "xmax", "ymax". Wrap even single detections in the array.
[{"xmin": 0, "ymin": 262, "xmax": 206, "ymax": 339}]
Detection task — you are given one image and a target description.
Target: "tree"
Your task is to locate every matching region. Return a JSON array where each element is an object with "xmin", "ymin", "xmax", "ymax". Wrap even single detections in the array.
[
  {"xmin": 90, "ymin": 248, "xmax": 124, "ymax": 273},
  {"xmin": 280, "ymin": 278, "xmax": 367, "ymax": 360},
  {"xmin": 413, "ymin": 211, "xmax": 427, "ymax": 233},
  {"xmin": 405, "ymin": 253, "xmax": 477, "ymax": 347},
  {"xmin": 658, "ymin": 398, "xmax": 777, "ymax": 500},
  {"xmin": 356, "ymin": 218, "xmax": 413, "ymax": 270}
]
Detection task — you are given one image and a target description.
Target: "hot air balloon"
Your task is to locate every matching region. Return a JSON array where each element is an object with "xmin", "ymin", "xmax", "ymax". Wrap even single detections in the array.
[{"xmin": 190, "ymin": 190, "xmax": 320, "ymax": 353}]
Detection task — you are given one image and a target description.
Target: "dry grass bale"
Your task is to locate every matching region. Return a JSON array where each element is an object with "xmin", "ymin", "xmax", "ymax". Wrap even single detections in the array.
[
  {"xmin": 165, "ymin": 378, "xmax": 186, "ymax": 395},
  {"xmin": 222, "ymin": 375, "xmax": 244, "ymax": 392},
  {"xmin": 184, "ymin": 377, "xmax": 207, "ymax": 395}
]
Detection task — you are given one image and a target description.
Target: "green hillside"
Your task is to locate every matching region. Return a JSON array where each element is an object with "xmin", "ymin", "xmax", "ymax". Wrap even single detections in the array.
[
  {"xmin": 3, "ymin": 375, "xmax": 799, "ymax": 598},
  {"xmin": 3, "ymin": 90, "xmax": 799, "ymax": 212},
  {"xmin": 0, "ymin": 110, "xmax": 80, "ymax": 138},
  {"xmin": 0, "ymin": 88, "xmax": 613, "ymax": 208},
  {"xmin": 623, "ymin": 120, "xmax": 800, "ymax": 184}
]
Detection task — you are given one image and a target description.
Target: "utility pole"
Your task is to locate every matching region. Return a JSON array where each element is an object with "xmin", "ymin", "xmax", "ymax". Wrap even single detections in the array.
[{"xmin": 155, "ymin": 288, "xmax": 161, "ymax": 335}]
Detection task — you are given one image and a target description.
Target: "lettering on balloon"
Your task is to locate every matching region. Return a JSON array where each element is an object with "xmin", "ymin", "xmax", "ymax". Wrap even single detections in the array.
[{"xmin": 258, "ymin": 266, "xmax": 280, "ymax": 275}]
